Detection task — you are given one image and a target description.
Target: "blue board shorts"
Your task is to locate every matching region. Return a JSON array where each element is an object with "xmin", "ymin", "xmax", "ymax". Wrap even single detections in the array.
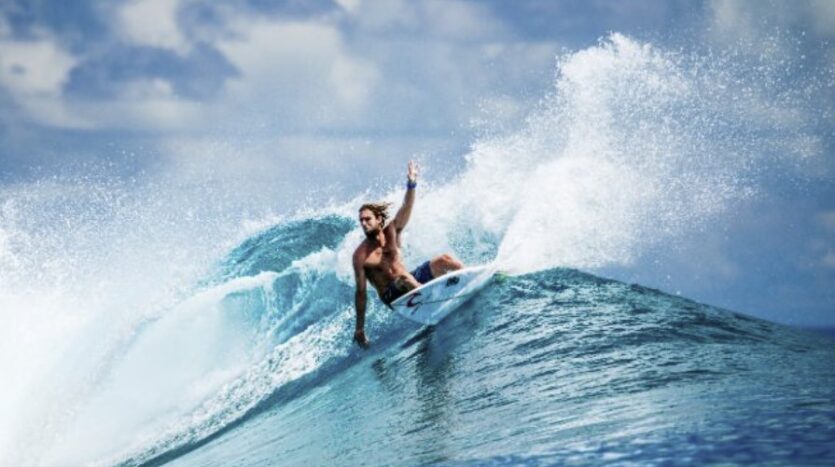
[{"xmin": 381, "ymin": 261, "xmax": 434, "ymax": 305}]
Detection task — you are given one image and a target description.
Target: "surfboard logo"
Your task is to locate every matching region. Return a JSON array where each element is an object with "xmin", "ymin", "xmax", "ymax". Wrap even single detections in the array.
[
  {"xmin": 445, "ymin": 276, "xmax": 460, "ymax": 287},
  {"xmin": 406, "ymin": 292, "xmax": 423, "ymax": 311}
]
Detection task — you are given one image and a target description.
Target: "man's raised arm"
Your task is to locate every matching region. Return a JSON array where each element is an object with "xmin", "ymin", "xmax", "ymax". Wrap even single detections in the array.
[
  {"xmin": 353, "ymin": 251, "xmax": 370, "ymax": 348},
  {"xmin": 393, "ymin": 160, "xmax": 419, "ymax": 231}
]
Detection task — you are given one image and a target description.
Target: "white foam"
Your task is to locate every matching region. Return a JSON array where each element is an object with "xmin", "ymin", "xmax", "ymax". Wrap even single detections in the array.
[{"xmin": 363, "ymin": 33, "xmax": 820, "ymax": 277}]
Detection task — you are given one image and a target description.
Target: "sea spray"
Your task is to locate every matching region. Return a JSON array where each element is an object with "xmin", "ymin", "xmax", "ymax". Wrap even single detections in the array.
[
  {"xmin": 385, "ymin": 34, "xmax": 822, "ymax": 276},
  {"xmin": 0, "ymin": 175, "xmax": 278, "ymax": 465}
]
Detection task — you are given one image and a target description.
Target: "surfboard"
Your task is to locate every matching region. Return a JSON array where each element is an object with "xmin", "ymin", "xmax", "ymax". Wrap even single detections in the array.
[{"xmin": 390, "ymin": 265, "xmax": 495, "ymax": 325}]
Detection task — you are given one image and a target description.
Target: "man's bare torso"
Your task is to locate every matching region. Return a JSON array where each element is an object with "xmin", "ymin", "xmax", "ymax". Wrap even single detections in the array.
[{"xmin": 355, "ymin": 224, "xmax": 409, "ymax": 297}]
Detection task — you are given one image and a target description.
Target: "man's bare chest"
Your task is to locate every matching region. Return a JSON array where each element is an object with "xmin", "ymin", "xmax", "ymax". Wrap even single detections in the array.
[{"xmin": 363, "ymin": 245, "xmax": 396, "ymax": 269}]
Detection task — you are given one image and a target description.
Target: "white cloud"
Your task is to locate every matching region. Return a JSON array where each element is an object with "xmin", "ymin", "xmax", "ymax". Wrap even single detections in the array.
[
  {"xmin": 0, "ymin": 8, "xmax": 202, "ymax": 131},
  {"xmin": 348, "ymin": 0, "xmax": 420, "ymax": 32},
  {"xmin": 71, "ymin": 79, "xmax": 208, "ymax": 131},
  {"xmin": 117, "ymin": 0, "xmax": 188, "ymax": 52},
  {"xmin": 0, "ymin": 39, "xmax": 75, "ymax": 96},
  {"xmin": 350, "ymin": 0, "xmax": 505, "ymax": 40},
  {"xmin": 150, "ymin": 132, "xmax": 451, "ymax": 212},
  {"xmin": 709, "ymin": 0, "xmax": 752, "ymax": 36},
  {"xmin": 0, "ymin": 1, "xmax": 555, "ymax": 138},
  {"xmin": 216, "ymin": 18, "xmax": 379, "ymax": 126},
  {"xmin": 708, "ymin": 0, "xmax": 835, "ymax": 44},
  {"xmin": 421, "ymin": 0, "xmax": 506, "ymax": 40},
  {"xmin": 334, "ymin": 0, "xmax": 363, "ymax": 14},
  {"xmin": 0, "ymin": 35, "xmax": 91, "ymax": 128},
  {"xmin": 707, "ymin": 1, "xmax": 794, "ymax": 58},
  {"xmin": 52, "ymin": 12, "xmax": 384, "ymax": 134}
]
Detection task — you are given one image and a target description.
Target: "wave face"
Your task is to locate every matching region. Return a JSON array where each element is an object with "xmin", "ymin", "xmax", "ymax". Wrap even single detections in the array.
[
  {"xmin": 1, "ymin": 34, "xmax": 832, "ymax": 465},
  {"xmin": 150, "ymin": 218, "xmax": 835, "ymax": 465},
  {"xmin": 21, "ymin": 215, "xmax": 835, "ymax": 466}
]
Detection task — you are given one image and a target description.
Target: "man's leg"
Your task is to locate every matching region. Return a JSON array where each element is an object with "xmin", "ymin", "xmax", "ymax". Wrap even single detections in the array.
[
  {"xmin": 429, "ymin": 253, "xmax": 464, "ymax": 278},
  {"xmin": 394, "ymin": 273, "xmax": 421, "ymax": 291}
]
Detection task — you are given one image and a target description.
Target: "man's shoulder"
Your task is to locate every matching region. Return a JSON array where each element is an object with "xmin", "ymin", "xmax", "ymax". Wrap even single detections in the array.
[{"xmin": 353, "ymin": 240, "xmax": 369, "ymax": 259}]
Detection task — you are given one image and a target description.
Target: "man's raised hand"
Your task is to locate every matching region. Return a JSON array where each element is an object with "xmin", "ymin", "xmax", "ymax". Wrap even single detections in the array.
[{"xmin": 407, "ymin": 160, "xmax": 418, "ymax": 184}]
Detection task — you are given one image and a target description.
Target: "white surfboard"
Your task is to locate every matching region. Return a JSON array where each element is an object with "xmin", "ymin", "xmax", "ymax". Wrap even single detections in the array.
[{"xmin": 390, "ymin": 265, "xmax": 496, "ymax": 325}]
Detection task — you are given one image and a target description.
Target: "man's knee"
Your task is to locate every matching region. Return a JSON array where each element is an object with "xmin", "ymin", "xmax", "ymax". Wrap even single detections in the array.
[{"xmin": 437, "ymin": 253, "xmax": 462, "ymax": 269}]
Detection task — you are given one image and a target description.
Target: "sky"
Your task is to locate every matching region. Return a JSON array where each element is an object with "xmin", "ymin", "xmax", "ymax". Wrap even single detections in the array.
[{"xmin": 0, "ymin": 0, "xmax": 833, "ymax": 326}]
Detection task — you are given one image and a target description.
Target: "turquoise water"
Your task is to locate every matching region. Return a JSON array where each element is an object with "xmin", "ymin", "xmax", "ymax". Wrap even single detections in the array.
[{"xmin": 121, "ymin": 215, "xmax": 835, "ymax": 466}]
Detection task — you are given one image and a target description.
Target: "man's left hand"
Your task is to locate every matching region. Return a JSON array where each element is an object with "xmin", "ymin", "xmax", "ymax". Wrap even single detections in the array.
[
  {"xmin": 354, "ymin": 329, "xmax": 370, "ymax": 349},
  {"xmin": 407, "ymin": 160, "xmax": 418, "ymax": 184}
]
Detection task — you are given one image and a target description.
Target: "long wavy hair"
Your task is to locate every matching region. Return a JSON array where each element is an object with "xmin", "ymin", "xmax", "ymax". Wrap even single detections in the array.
[{"xmin": 359, "ymin": 202, "xmax": 392, "ymax": 224}]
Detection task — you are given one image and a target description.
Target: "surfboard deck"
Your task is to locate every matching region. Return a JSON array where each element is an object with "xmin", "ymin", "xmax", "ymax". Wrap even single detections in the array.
[{"xmin": 390, "ymin": 265, "xmax": 495, "ymax": 325}]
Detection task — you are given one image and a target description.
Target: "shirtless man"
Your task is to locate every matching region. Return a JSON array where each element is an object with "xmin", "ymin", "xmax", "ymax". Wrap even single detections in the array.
[{"xmin": 352, "ymin": 161, "xmax": 464, "ymax": 348}]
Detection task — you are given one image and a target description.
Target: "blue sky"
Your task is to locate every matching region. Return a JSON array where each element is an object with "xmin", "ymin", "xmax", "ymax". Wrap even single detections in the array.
[{"xmin": 0, "ymin": 0, "xmax": 833, "ymax": 326}]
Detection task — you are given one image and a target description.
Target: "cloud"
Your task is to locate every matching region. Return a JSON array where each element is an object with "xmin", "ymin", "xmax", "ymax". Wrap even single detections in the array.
[
  {"xmin": 0, "ymin": 37, "xmax": 73, "ymax": 95},
  {"xmin": 72, "ymin": 81, "xmax": 207, "ymax": 131},
  {"xmin": 0, "ymin": 0, "xmax": 560, "ymax": 137},
  {"xmin": 708, "ymin": 0, "xmax": 835, "ymax": 43},
  {"xmin": 65, "ymin": 43, "xmax": 237, "ymax": 101},
  {"xmin": 116, "ymin": 0, "xmax": 188, "ymax": 52},
  {"xmin": 347, "ymin": 0, "xmax": 505, "ymax": 40},
  {"xmin": 334, "ymin": 0, "xmax": 362, "ymax": 14},
  {"xmin": 151, "ymin": 131, "xmax": 460, "ymax": 209},
  {"xmin": 0, "ymin": 33, "xmax": 88, "ymax": 128},
  {"xmin": 215, "ymin": 16, "xmax": 380, "ymax": 128}
]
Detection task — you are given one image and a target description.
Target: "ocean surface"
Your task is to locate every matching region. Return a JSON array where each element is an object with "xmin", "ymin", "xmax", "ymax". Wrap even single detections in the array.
[
  {"xmin": 1, "ymin": 33, "xmax": 833, "ymax": 466},
  {"xmin": 3, "ymin": 217, "xmax": 835, "ymax": 466},
  {"xmin": 125, "ymin": 215, "xmax": 833, "ymax": 467},
  {"xmin": 12, "ymin": 214, "xmax": 833, "ymax": 466}
]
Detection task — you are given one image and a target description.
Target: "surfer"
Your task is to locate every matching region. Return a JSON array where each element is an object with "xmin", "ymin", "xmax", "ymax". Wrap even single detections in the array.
[{"xmin": 352, "ymin": 161, "xmax": 464, "ymax": 348}]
